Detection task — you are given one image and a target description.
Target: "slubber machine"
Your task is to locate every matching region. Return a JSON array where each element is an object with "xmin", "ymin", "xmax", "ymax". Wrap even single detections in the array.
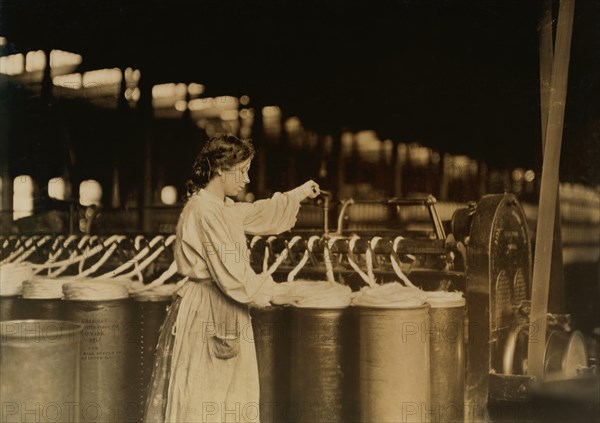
[
  {"xmin": 1, "ymin": 192, "xmax": 592, "ymax": 423},
  {"xmin": 258, "ymin": 192, "xmax": 589, "ymax": 417}
]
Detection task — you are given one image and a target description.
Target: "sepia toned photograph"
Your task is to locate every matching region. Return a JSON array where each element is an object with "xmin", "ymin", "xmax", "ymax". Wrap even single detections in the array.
[{"xmin": 0, "ymin": 0, "xmax": 598, "ymax": 422}]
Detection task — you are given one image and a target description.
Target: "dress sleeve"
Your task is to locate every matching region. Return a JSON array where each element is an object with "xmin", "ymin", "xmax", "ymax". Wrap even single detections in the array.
[
  {"xmin": 235, "ymin": 187, "xmax": 307, "ymax": 235},
  {"xmin": 192, "ymin": 209, "xmax": 275, "ymax": 307}
]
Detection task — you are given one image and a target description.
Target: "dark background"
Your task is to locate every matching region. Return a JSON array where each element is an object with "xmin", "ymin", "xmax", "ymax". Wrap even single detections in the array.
[{"xmin": 0, "ymin": 0, "xmax": 599, "ymax": 188}]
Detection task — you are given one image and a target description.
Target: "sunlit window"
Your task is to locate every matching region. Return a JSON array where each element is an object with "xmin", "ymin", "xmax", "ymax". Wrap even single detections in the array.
[
  {"xmin": 152, "ymin": 83, "xmax": 186, "ymax": 99},
  {"xmin": 25, "ymin": 50, "xmax": 46, "ymax": 72},
  {"xmin": 82, "ymin": 68, "xmax": 122, "ymax": 87},
  {"xmin": 188, "ymin": 96, "xmax": 238, "ymax": 118},
  {"xmin": 125, "ymin": 87, "xmax": 140, "ymax": 102},
  {"xmin": 284, "ymin": 116, "xmax": 302, "ymax": 133},
  {"xmin": 239, "ymin": 108, "xmax": 254, "ymax": 120},
  {"xmin": 188, "ymin": 83, "xmax": 204, "ymax": 97},
  {"xmin": 341, "ymin": 131, "xmax": 354, "ymax": 156},
  {"xmin": 124, "ymin": 67, "xmax": 141, "ymax": 85},
  {"xmin": 174, "ymin": 100, "xmax": 187, "ymax": 112},
  {"xmin": 408, "ymin": 144, "xmax": 431, "ymax": 167},
  {"xmin": 220, "ymin": 110, "xmax": 239, "ymax": 121},
  {"xmin": 215, "ymin": 96, "xmax": 238, "ymax": 108},
  {"xmin": 524, "ymin": 170, "xmax": 535, "ymax": 182},
  {"xmin": 189, "ymin": 97, "xmax": 214, "ymax": 111},
  {"xmin": 79, "ymin": 180, "xmax": 102, "ymax": 207},
  {"xmin": 13, "ymin": 175, "xmax": 34, "ymax": 220},
  {"xmin": 354, "ymin": 131, "xmax": 382, "ymax": 163},
  {"xmin": 512, "ymin": 168, "xmax": 524, "ymax": 182},
  {"xmin": 53, "ymin": 73, "xmax": 82, "ymax": 89},
  {"xmin": 49, "ymin": 50, "xmax": 82, "ymax": 69},
  {"xmin": 0, "ymin": 54, "xmax": 24, "ymax": 75},
  {"xmin": 48, "ymin": 177, "xmax": 68, "ymax": 200},
  {"xmin": 160, "ymin": 186, "xmax": 178, "ymax": 205},
  {"xmin": 262, "ymin": 106, "xmax": 280, "ymax": 118}
]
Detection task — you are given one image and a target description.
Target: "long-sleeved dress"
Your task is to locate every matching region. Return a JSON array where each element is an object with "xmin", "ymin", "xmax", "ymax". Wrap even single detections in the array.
[{"xmin": 143, "ymin": 188, "xmax": 305, "ymax": 423}]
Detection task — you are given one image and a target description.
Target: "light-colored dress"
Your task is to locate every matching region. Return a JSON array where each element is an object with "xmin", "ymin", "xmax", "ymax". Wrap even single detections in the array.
[{"xmin": 144, "ymin": 188, "xmax": 304, "ymax": 423}]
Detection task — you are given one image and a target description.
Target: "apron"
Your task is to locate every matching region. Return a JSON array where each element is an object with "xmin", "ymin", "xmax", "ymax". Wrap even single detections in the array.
[{"xmin": 143, "ymin": 279, "xmax": 260, "ymax": 423}]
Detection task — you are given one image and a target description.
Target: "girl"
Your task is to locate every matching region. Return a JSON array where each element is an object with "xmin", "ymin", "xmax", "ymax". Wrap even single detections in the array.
[{"xmin": 144, "ymin": 134, "xmax": 320, "ymax": 423}]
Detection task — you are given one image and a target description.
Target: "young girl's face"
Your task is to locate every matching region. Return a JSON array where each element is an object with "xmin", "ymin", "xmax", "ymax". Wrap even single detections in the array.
[{"xmin": 221, "ymin": 157, "xmax": 252, "ymax": 196}]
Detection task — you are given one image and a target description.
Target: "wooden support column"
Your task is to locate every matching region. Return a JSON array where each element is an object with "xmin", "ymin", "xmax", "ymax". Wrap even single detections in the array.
[
  {"xmin": 391, "ymin": 140, "xmax": 403, "ymax": 198},
  {"xmin": 282, "ymin": 119, "xmax": 296, "ymax": 192},
  {"xmin": 41, "ymin": 49, "xmax": 53, "ymax": 104},
  {"xmin": 439, "ymin": 153, "xmax": 449, "ymax": 201},
  {"xmin": 539, "ymin": 0, "xmax": 567, "ymax": 314},
  {"xmin": 528, "ymin": 0, "xmax": 575, "ymax": 380},
  {"xmin": 478, "ymin": 161, "xmax": 488, "ymax": 199},
  {"xmin": 251, "ymin": 104, "xmax": 267, "ymax": 198},
  {"xmin": 135, "ymin": 67, "xmax": 155, "ymax": 232},
  {"xmin": 0, "ymin": 84, "xmax": 11, "ymax": 213},
  {"xmin": 329, "ymin": 129, "xmax": 344, "ymax": 198},
  {"xmin": 111, "ymin": 68, "xmax": 129, "ymax": 210}
]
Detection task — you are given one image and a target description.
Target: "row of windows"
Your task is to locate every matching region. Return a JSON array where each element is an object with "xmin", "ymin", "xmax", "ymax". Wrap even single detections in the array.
[{"xmin": 7, "ymin": 176, "xmax": 179, "ymax": 220}]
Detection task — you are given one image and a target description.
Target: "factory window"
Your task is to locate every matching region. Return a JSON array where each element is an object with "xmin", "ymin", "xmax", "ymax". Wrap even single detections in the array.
[
  {"xmin": 13, "ymin": 175, "xmax": 34, "ymax": 220},
  {"xmin": 160, "ymin": 186, "xmax": 178, "ymax": 205},
  {"xmin": 79, "ymin": 180, "xmax": 103, "ymax": 207}
]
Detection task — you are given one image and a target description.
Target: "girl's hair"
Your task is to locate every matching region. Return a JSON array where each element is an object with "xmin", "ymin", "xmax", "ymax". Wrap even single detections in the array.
[{"xmin": 186, "ymin": 134, "xmax": 255, "ymax": 196}]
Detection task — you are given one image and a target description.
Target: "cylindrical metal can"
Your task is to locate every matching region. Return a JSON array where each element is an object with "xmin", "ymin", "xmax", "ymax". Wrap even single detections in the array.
[
  {"xmin": 428, "ymin": 294, "xmax": 465, "ymax": 423},
  {"xmin": 0, "ymin": 320, "xmax": 83, "ymax": 423},
  {"xmin": 0, "ymin": 296, "xmax": 19, "ymax": 321},
  {"xmin": 62, "ymin": 281, "xmax": 138, "ymax": 423},
  {"xmin": 357, "ymin": 303, "xmax": 431, "ymax": 423},
  {"xmin": 131, "ymin": 291, "xmax": 172, "ymax": 422},
  {"xmin": 251, "ymin": 305, "xmax": 292, "ymax": 423},
  {"xmin": 290, "ymin": 307, "xmax": 351, "ymax": 423},
  {"xmin": 13, "ymin": 277, "xmax": 70, "ymax": 321},
  {"xmin": 13, "ymin": 298, "xmax": 64, "ymax": 320}
]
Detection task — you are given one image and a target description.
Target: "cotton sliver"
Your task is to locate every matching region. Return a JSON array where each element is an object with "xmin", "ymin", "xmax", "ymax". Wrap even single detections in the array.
[{"xmin": 352, "ymin": 282, "xmax": 428, "ymax": 308}]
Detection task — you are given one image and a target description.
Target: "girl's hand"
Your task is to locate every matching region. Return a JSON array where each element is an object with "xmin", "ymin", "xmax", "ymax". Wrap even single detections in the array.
[{"xmin": 300, "ymin": 180, "xmax": 320, "ymax": 199}]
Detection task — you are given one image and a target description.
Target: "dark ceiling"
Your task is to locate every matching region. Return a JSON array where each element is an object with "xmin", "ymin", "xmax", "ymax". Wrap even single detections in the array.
[{"xmin": 1, "ymin": 0, "xmax": 599, "ymax": 177}]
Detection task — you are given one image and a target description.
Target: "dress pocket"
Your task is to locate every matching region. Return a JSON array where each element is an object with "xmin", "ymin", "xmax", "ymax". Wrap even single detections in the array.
[{"xmin": 211, "ymin": 335, "xmax": 240, "ymax": 359}]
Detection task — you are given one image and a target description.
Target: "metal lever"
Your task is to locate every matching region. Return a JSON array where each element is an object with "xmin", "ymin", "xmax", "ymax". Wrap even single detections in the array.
[
  {"xmin": 336, "ymin": 199, "xmax": 355, "ymax": 235},
  {"xmin": 316, "ymin": 190, "xmax": 331, "ymax": 237}
]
